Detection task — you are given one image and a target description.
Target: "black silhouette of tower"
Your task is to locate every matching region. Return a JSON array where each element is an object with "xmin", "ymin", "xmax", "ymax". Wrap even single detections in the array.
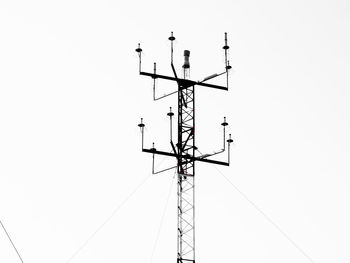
[{"xmin": 136, "ymin": 32, "xmax": 233, "ymax": 263}]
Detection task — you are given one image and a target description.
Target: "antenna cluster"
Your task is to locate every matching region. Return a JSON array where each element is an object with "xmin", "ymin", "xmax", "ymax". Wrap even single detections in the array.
[{"xmin": 136, "ymin": 32, "xmax": 233, "ymax": 263}]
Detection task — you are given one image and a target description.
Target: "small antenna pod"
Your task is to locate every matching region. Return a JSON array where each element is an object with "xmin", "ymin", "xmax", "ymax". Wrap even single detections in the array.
[{"xmin": 183, "ymin": 50, "xmax": 190, "ymax": 69}]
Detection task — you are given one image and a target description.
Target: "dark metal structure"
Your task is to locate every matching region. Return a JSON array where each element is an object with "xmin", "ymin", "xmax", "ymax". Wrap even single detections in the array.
[{"xmin": 136, "ymin": 32, "xmax": 233, "ymax": 263}]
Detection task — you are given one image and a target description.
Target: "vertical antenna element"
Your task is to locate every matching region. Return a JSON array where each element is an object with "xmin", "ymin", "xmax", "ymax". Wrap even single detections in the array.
[
  {"xmin": 169, "ymin": 32, "xmax": 176, "ymax": 63},
  {"xmin": 223, "ymin": 32, "xmax": 231, "ymax": 88},
  {"xmin": 135, "ymin": 43, "xmax": 142, "ymax": 73},
  {"xmin": 138, "ymin": 118, "xmax": 145, "ymax": 149},
  {"xmin": 167, "ymin": 107, "xmax": 174, "ymax": 142},
  {"xmin": 227, "ymin": 133, "xmax": 233, "ymax": 164},
  {"xmin": 223, "ymin": 32, "xmax": 229, "ymax": 69},
  {"xmin": 153, "ymin": 62, "xmax": 157, "ymax": 100},
  {"xmin": 221, "ymin": 116, "xmax": 228, "ymax": 150}
]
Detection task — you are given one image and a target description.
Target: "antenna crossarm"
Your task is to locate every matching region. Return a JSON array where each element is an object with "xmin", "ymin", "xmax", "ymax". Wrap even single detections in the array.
[
  {"xmin": 140, "ymin": 71, "xmax": 228, "ymax": 91},
  {"xmin": 142, "ymin": 148, "xmax": 229, "ymax": 166}
]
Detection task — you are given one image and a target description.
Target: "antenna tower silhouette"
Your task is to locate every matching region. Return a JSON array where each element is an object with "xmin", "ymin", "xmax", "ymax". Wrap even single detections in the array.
[{"xmin": 136, "ymin": 32, "xmax": 233, "ymax": 263}]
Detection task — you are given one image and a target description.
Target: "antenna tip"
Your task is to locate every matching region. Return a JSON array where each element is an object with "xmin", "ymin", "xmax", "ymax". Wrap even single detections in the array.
[
  {"xmin": 223, "ymin": 33, "xmax": 229, "ymax": 49},
  {"xmin": 138, "ymin": 118, "xmax": 145, "ymax": 127},
  {"xmin": 135, "ymin": 43, "xmax": 142, "ymax": 53},
  {"xmin": 169, "ymin": 32, "xmax": 176, "ymax": 41},
  {"xmin": 222, "ymin": 116, "xmax": 228, "ymax": 126},
  {"xmin": 150, "ymin": 143, "xmax": 156, "ymax": 152}
]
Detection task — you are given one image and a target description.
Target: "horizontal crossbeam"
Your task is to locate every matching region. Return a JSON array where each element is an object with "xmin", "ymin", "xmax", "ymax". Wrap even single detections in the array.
[
  {"xmin": 143, "ymin": 148, "xmax": 229, "ymax": 166},
  {"xmin": 140, "ymin": 71, "xmax": 228, "ymax": 91}
]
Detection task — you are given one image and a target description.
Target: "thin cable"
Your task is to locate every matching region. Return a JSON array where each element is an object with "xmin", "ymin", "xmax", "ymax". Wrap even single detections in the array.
[
  {"xmin": 213, "ymin": 166, "xmax": 316, "ymax": 263},
  {"xmin": 150, "ymin": 172, "xmax": 175, "ymax": 263},
  {"xmin": 0, "ymin": 219, "xmax": 24, "ymax": 263},
  {"xmin": 65, "ymin": 166, "xmax": 160, "ymax": 263}
]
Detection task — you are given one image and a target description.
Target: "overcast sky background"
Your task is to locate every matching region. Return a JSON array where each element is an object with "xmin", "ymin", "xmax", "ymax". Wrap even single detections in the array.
[{"xmin": 1, "ymin": 0, "xmax": 350, "ymax": 263}]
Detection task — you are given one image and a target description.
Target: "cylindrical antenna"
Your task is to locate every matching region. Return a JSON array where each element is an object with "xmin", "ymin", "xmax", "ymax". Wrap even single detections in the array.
[
  {"xmin": 151, "ymin": 142, "xmax": 156, "ymax": 174},
  {"xmin": 135, "ymin": 43, "xmax": 143, "ymax": 73},
  {"xmin": 221, "ymin": 117, "xmax": 228, "ymax": 150},
  {"xmin": 153, "ymin": 62, "xmax": 157, "ymax": 100},
  {"xmin": 223, "ymin": 33, "xmax": 231, "ymax": 88},
  {"xmin": 167, "ymin": 107, "xmax": 174, "ymax": 142},
  {"xmin": 183, "ymin": 50, "xmax": 190, "ymax": 69},
  {"xmin": 223, "ymin": 32, "xmax": 230, "ymax": 70},
  {"xmin": 227, "ymin": 133, "xmax": 233, "ymax": 164},
  {"xmin": 138, "ymin": 118, "xmax": 145, "ymax": 149},
  {"xmin": 183, "ymin": 50, "xmax": 190, "ymax": 79},
  {"xmin": 169, "ymin": 32, "xmax": 176, "ymax": 64}
]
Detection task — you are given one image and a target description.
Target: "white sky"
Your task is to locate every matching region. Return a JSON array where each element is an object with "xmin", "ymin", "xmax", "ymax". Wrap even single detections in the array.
[{"xmin": 1, "ymin": 0, "xmax": 350, "ymax": 263}]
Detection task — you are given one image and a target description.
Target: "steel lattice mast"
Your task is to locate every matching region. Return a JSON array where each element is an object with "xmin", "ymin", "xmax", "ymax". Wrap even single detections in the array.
[
  {"xmin": 177, "ymin": 58, "xmax": 195, "ymax": 261},
  {"xmin": 136, "ymin": 32, "xmax": 233, "ymax": 263}
]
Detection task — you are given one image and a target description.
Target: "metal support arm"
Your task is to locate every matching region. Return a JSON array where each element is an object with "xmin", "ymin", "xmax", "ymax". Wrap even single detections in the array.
[{"xmin": 143, "ymin": 148, "xmax": 229, "ymax": 166}]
